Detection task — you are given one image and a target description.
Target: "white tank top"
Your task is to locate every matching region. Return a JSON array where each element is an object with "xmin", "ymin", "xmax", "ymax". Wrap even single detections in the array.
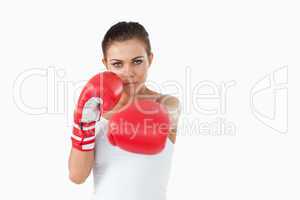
[{"xmin": 91, "ymin": 117, "xmax": 175, "ymax": 200}]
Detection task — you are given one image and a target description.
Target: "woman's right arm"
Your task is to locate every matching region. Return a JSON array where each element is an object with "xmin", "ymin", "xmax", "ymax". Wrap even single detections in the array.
[{"xmin": 68, "ymin": 148, "xmax": 94, "ymax": 184}]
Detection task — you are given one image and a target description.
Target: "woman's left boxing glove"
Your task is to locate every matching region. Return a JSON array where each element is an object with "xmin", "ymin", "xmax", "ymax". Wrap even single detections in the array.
[{"xmin": 107, "ymin": 99, "xmax": 170, "ymax": 155}]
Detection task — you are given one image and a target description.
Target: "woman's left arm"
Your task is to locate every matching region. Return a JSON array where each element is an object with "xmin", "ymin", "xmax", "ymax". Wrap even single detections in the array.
[{"xmin": 160, "ymin": 95, "xmax": 181, "ymax": 144}]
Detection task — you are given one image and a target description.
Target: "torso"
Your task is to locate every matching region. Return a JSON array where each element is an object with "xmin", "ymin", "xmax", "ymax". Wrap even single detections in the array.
[{"xmin": 92, "ymin": 116, "xmax": 175, "ymax": 200}]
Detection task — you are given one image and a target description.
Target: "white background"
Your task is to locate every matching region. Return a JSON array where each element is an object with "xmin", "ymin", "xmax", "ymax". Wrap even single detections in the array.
[{"xmin": 1, "ymin": 0, "xmax": 300, "ymax": 199}]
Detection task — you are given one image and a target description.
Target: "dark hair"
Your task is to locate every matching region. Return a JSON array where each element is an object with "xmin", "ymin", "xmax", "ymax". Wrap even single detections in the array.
[{"xmin": 101, "ymin": 21, "xmax": 152, "ymax": 57}]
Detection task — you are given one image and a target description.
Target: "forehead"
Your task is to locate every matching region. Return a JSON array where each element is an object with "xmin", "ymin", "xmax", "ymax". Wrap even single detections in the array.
[{"xmin": 106, "ymin": 39, "xmax": 147, "ymax": 60}]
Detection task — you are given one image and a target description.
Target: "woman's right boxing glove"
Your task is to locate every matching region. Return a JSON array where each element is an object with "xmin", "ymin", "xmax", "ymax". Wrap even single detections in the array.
[{"xmin": 71, "ymin": 71, "xmax": 123, "ymax": 151}]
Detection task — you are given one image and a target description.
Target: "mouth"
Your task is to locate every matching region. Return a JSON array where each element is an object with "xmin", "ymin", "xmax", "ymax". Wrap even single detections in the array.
[{"xmin": 124, "ymin": 82, "xmax": 138, "ymax": 86}]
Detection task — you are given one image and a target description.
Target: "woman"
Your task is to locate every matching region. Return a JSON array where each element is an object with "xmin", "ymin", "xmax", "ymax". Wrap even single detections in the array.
[{"xmin": 68, "ymin": 21, "xmax": 181, "ymax": 200}]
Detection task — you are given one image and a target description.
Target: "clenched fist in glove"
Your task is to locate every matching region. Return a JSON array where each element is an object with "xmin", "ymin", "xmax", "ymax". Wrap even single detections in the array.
[
  {"xmin": 108, "ymin": 99, "xmax": 170, "ymax": 155},
  {"xmin": 71, "ymin": 72, "xmax": 123, "ymax": 151}
]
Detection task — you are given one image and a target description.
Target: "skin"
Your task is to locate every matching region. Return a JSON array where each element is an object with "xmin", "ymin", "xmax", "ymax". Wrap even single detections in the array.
[{"xmin": 68, "ymin": 38, "xmax": 181, "ymax": 184}]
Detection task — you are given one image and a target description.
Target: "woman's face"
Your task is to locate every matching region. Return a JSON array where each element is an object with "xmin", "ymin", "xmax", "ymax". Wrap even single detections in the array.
[{"xmin": 103, "ymin": 39, "xmax": 153, "ymax": 94}]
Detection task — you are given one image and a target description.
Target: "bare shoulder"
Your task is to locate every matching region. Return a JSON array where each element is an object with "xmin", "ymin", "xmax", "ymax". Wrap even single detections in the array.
[
  {"xmin": 144, "ymin": 88, "xmax": 180, "ymax": 109},
  {"xmin": 157, "ymin": 95, "xmax": 181, "ymax": 144},
  {"xmin": 158, "ymin": 95, "xmax": 180, "ymax": 108}
]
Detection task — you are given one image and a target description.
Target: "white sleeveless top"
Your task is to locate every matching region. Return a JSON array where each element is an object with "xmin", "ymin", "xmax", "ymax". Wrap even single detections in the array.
[{"xmin": 91, "ymin": 117, "xmax": 175, "ymax": 200}]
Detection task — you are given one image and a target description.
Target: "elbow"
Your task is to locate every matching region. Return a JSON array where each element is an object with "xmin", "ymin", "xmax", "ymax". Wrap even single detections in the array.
[{"xmin": 69, "ymin": 172, "xmax": 87, "ymax": 184}]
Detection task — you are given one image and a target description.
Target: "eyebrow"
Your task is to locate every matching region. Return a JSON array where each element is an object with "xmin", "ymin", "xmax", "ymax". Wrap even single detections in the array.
[
  {"xmin": 109, "ymin": 56, "xmax": 144, "ymax": 62},
  {"xmin": 131, "ymin": 56, "xmax": 144, "ymax": 60}
]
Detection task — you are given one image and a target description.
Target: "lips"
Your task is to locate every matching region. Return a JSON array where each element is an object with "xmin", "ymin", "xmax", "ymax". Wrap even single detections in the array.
[{"xmin": 124, "ymin": 82, "xmax": 137, "ymax": 85}]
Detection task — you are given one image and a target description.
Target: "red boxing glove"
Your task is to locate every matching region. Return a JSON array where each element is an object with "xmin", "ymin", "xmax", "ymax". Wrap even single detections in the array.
[
  {"xmin": 71, "ymin": 72, "xmax": 123, "ymax": 151},
  {"xmin": 107, "ymin": 100, "xmax": 170, "ymax": 155}
]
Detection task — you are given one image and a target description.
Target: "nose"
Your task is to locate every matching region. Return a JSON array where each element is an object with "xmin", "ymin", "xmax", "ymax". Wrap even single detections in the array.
[{"xmin": 123, "ymin": 64, "xmax": 135, "ymax": 79}]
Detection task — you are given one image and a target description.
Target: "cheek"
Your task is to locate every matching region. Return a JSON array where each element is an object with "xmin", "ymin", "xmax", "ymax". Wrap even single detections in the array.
[
  {"xmin": 135, "ymin": 66, "xmax": 148, "ymax": 81},
  {"xmin": 108, "ymin": 66, "xmax": 124, "ymax": 76},
  {"xmin": 107, "ymin": 68, "xmax": 126, "ymax": 81},
  {"xmin": 110, "ymin": 68, "xmax": 121, "ymax": 75}
]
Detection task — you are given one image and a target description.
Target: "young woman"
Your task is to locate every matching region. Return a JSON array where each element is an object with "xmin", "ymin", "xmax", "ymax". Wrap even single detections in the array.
[{"xmin": 68, "ymin": 21, "xmax": 181, "ymax": 200}]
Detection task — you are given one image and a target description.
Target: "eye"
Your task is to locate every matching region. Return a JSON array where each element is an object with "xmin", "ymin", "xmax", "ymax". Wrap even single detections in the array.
[
  {"xmin": 133, "ymin": 59, "xmax": 143, "ymax": 65},
  {"xmin": 112, "ymin": 62, "xmax": 122, "ymax": 68}
]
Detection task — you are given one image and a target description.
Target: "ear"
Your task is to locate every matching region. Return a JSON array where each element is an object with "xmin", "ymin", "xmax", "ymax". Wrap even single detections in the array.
[
  {"xmin": 102, "ymin": 58, "xmax": 108, "ymax": 70},
  {"xmin": 148, "ymin": 53, "xmax": 154, "ymax": 66}
]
